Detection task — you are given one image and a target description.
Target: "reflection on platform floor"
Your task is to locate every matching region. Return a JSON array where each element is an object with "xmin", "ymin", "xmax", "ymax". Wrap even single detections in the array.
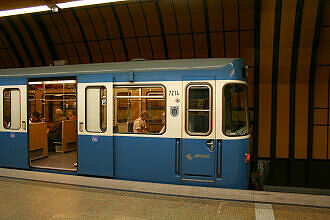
[
  {"xmin": 0, "ymin": 177, "xmax": 329, "ymax": 219},
  {"xmin": 30, "ymin": 150, "xmax": 77, "ymax": 171}
]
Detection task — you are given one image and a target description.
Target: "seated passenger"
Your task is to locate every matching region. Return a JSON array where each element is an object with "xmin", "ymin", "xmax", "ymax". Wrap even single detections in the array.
[
  {"xmin": 159, "ymin": 112, "xmax": 165, "ymax": 133},
  {"xmin": 133, "ymin": 111, "xmax": 149, "ymax": 133},
  {"xmin": 48, "ymin": 109, "xmax": 66, "ymax": 148},
  {"xmin": 3, "ymin": 107, "xmax": 11, "ymax": 129},
  {"xmin": 29, "ymin": 111, "xmax": 41, "ymax": 123},
  {"xmin": 3, "ymin": 120, "xmax": 10, "ymax": 129},
  {"xmin": 67, "ymin": 110, "xmax": 76, "ymax": 120}
]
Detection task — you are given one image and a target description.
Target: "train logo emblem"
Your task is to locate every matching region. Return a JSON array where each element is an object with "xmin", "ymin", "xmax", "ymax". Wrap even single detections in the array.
[
  {"xmin": 92, "ymin": 136, "xmax": 98, "ymax": 143},
  {"xmin": 186, "ymin": 154, "xmax": 193, "ymax": 160},
  {"xmin": 170, "ymin": 106, "xmax": 179, "ymax": 117},
  {"xmin": 10, "ymin": 133, "xmax": 15, "ymax": 139},
  {"xmin": 186, "ymin": 153, "xmax": 210, "ymax": 160}
]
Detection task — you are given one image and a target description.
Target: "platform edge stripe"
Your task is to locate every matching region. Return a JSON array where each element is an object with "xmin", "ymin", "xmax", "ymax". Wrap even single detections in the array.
[
  {"xmin": 255, "ymin": 203, "xmax": 275, "ymax": 220},
  {"xmin": 0, "ymin": 168, "xmax": 329, "ymax": 208}
]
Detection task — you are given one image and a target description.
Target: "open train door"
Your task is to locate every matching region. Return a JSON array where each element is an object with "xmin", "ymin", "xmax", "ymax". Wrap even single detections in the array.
[
  {"xmin": 181, "ymin": 77, "xmax": 217, "ymax": 181},
  {"xmin": 0, "ymin": 79, "xmax": 29, "ymax": 169},
  {"xmin": 77, "ymin": 75, "xmax": 114, "ymax": 177}
]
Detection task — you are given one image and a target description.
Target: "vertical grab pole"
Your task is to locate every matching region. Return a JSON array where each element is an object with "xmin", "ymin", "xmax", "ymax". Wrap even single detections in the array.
[
  {"xmin": 175, "ymin": 138, "xmax": 181, "ymax": 175},
  {"xmin": 217, "ymin": 140, "xmax": 222, "ymax": 178}
]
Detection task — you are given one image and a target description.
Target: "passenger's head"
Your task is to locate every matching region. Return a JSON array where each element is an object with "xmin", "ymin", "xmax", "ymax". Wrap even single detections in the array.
[
  {"xmin": 31, "ymin": 111, "xmax": 40, "ymax": 122},
  {"xmin": 140, "ymin": 111, "xmax": 148, "ymax": 120},
  {"xmin": 67, "ymin": 110, "xmax": 75, "ymax": 117},
  {"xmin": 55, "ymin": 109, "xmax": 64, "ymax": 117}
]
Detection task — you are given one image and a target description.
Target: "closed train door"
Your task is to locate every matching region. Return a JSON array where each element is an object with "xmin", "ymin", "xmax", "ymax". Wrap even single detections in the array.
[
  {"xmin": 77, "ymin": 75, "xmax": 114, "ymax": 177},
  {"xmin": 181, "ymin": 77, "xmax": 216, "ymax": 181},
  {"xmin": 0, "ymin": 79, "xmax": 28, "ymax": 169}
]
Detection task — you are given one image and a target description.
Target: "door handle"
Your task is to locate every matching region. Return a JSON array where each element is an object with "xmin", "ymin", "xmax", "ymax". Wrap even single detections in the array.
[
  {"xmin": 206, "ymin": 140, "xmax": 214, "ymax": 151},
  {"xmin": 79, "ymin": 122, "xmax": 84, "ymax": 132},
  {"xmin": 22, "ymin": 121, "xmax": 26, "ymax": 130}
]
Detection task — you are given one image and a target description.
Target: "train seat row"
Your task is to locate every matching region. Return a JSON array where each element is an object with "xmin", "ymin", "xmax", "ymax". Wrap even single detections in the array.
[{"xmin": 29, "ymin": 120, "xmax": 77, "ymax": 160}]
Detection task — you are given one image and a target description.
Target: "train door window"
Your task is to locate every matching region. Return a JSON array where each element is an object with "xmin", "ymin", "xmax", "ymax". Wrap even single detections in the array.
[
  {"xmin": 223, "ymin": 84, "xmax": 249, "ymax": 136},
  {"xmin": 186, "ymin": 85, "xmax": 212, "ymax": 135},
  {"xmin": 3, "ymin": 89, "xmax": 21, "ymax": 130},
  {"xmin": 113, "ymin": 86, "xmax": 165, "ymax": 134},
  {"xmin": 85, "ymin": 86, "xmax": 107, "ymax": 133}
]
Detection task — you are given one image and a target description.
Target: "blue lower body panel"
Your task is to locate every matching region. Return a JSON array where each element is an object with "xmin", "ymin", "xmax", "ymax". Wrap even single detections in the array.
[
  {"xmin": 114, "ymin": 136, "xmax": 177, "ymax": 183},
  {"xmin": 181, "ymin": 138, "xmax": 215, "ymax": 178},
  {"xmin": 0, "ymin": 132, "xmax": 249, "ymax": 189},
  {"xmin": 219, "ymin": 139, "xmax": 250, "ymax": 189},
  {"xmin": 78, "ymin": 135, "xmax": 114, "ymax": 177},
  {"xmin": 0, "ymin": 132, "xmax": 28, "ymax": 169}
]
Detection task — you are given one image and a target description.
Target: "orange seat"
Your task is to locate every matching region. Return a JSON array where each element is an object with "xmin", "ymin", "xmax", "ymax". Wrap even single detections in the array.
[
  {"xmin": 29, "ymin": 122, "xmax": 48, "ymax": 160},
  {"xmin": 54, "ymin": 120, "xmax": 77, "ymax": 153}
]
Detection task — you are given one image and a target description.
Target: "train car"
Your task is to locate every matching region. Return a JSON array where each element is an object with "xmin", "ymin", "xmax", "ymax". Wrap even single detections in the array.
[{"xmin": 0, "ymin": 58, "xmax": 250, "ymax": 189}]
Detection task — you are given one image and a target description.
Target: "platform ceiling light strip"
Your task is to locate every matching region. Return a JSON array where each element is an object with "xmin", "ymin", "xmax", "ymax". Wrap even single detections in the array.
[
  {"xmin": 0, "ymin": 5, "xmax": 50, "ymax": 17},
  {"xmin": 0, "ymin": 0, "xmax": 126, "ymax": 17},
  {"xmin": 57, "ymin": 0, "xmax": 126, "ymax": 9}
]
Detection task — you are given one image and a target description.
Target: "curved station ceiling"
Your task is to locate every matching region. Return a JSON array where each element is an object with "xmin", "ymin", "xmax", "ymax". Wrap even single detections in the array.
[{"xmin": 0, "ymin": 0, "xmax": 255, "ymax": 68}]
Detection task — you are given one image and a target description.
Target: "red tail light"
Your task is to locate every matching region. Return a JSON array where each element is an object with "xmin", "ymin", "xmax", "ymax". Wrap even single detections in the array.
[{"xmin": 245, "ymin": 153, "xmax": 250, "ymax": 164}]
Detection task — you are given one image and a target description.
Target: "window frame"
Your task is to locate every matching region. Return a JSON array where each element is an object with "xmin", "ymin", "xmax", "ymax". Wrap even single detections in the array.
[
  {"xmin": 85, "ymin": 86, "xmax": 107, "ymax": 133},
  {"xmin": 185, "ymin": 83, "xmax": 213, "ymax": 136},
  {"xmin": 113, "ymin": 84, "xmax": 167, "ymax": 135},
  {"xmin": 3, "ymin": 88, "xmax": 21, "ymax": 130},
  {"xmin": 222, "ymin": 82, "xmax": 249, "ymax": 137}
]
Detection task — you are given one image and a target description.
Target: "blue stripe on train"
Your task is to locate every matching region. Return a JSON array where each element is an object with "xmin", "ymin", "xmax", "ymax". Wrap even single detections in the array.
[{"xmin": 0, "ymin": 78, "xmax": 26, "ymax": 86}]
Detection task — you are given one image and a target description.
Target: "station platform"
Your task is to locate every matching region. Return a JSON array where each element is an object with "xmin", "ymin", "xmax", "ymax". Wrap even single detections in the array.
[
  {"xmin": 0, "ymin": 168, "xmax": 329, "ymax": 209},
  {"xmin": 1, "ymin": 175, "xmax": 330, "ymax": 219}
]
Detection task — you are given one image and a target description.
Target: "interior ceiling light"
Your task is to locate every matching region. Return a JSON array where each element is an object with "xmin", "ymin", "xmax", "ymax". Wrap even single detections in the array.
[
  {"xmin": 44, "ymin": 80, "xmax": 76, "ymax": 84},
  {"xmin": 0, "ymin": 5, "xmax": 50, "ymax": 17},
  {"xmin": 28, "ymin": 80, "xmax": 76, "ymax": 85},
  {"xmin": 57, "ymin": 0, "xmax": 126, "ymax": 9},
  {"xmin": 28, "ymin": 82, "xmax": 43, "ymax": 85}
]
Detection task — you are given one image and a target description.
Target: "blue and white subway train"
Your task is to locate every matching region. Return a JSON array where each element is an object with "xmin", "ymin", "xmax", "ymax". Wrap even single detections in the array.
[{"xmin": 0, "ymin": 58, "xmax": 250, "ymax": 189}]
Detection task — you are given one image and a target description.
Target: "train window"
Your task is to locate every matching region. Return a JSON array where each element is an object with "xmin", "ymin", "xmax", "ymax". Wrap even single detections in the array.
[
  {"xmin": 85, "ymin": 86, "xmax": 107, "ymax": 133},
  {"xmin": 186, "ymin": 85, "xmax": 212, "ymax": 135},
  {"xmin": 113, "ymin": 86, "xmax": 165, "ymax": 134},
  {"xmin": 3, "ymin": 89, "xmax": 21, "ymax": 130},
  {"xmin": 223, "ymin": 84, "xmax": 249, "ymax": 136}
]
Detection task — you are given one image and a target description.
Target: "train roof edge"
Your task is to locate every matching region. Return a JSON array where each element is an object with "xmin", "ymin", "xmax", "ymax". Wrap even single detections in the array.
[{"xmin": 0, "ymin": 58, "xmax": 245, "ymax": 78}]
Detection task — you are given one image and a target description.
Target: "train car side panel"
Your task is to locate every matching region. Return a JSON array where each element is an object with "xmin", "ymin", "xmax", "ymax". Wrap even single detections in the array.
[
  {"xmin": 0, "ymin": 83, "xmax": 28, "ymax": 169},
  {"xmin": 77, "ymin": 77, "xmax": 114, "ymax": 177}
]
